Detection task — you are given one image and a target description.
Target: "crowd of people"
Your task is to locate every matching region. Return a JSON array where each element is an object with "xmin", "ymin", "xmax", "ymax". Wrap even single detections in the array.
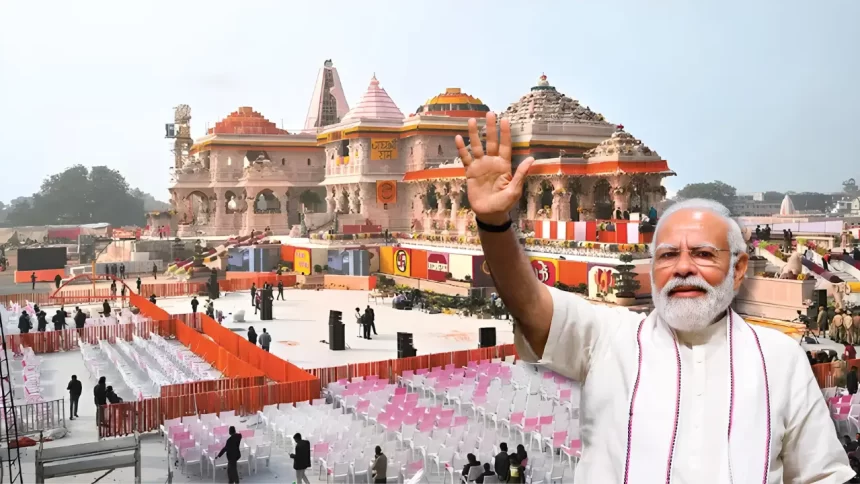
[
  {"xmin": 17, "ymin": 304, "xmax": 89, "ymax": 334},
  {"xmin": 354, "ymin": 305, "xmax": 377, "ymax": 339}
]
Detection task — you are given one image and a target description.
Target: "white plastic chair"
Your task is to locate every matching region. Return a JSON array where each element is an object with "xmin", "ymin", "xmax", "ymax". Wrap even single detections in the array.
[
  {"xmin": 251, "ymin": 443, "xmax": 272, "ymax": 473},
  {"xmin": 328, "ymin": 461, "xmax": 350, "ymax": 483},
  {"xmin": 180, "ymin": 446, "xmax": 203, "ymax": 476}
]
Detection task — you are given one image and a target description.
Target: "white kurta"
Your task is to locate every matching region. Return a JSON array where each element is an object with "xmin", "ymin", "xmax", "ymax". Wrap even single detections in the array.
[{"xmin": 515, "ymin": 286, "xmax": 853, "ymax": 484}]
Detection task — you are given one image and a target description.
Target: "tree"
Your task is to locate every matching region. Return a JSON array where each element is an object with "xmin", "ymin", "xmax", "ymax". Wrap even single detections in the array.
[
  {"xmin": 676, "ymin": 181, "xmax": 737, "ymax": 210},
  {"xmin": 6, "ymin": 165, "xmax": 147, "ymax": 227}
]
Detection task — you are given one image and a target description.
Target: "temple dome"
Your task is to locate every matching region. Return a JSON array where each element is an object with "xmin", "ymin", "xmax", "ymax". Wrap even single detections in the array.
[
  {"xmin": 583, "ymin": 125, "xmax": 660, "ymax": 161},
  {"xmin": 501, "ymin": 74, "xmax": 610, "ymax": 125},
  {"xmin": 779, "ymin": 194, "xmax": 797, "ymax": 216},
  {"xmin": 414, "ymin": 88, "xmax": 490, "ymax": 117},
  {"xmin": 341, "ymin": 76, "xmax": 404, "ymax": 123},
  {"xmin": 208, "ymin": 107, "xmax": 289, "ymax": 135}
]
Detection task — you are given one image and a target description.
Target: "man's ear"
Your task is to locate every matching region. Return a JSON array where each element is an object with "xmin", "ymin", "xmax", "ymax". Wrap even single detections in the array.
[{"xmin": 733, "ymin": 252, "xmax": 749, "ymax": 290}]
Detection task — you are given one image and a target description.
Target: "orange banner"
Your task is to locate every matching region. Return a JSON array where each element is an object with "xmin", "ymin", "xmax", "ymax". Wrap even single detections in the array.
[{"xmin": 376, "ymin": 180, "xmax": 397, "ymax": 205}]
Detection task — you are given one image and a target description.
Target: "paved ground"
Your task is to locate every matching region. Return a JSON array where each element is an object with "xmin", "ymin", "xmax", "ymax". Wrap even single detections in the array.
[{"xmin": 155, "ymin": 289, "xmax": 515, "ymax": 369}]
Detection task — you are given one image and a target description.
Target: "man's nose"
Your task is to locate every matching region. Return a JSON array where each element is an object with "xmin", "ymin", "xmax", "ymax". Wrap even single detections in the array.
[{"xmin": 673, "ymin": 250, "xmax": 698, "ymax": 278}]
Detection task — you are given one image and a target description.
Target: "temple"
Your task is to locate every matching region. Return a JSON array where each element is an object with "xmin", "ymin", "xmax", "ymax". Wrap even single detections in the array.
[{"xmin": 157, "ymin": 64, "xmax": 674, "ymax": 241}]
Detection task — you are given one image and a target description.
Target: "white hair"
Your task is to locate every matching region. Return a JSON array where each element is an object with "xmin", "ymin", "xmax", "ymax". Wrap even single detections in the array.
[{"xmin": 650, "ymin": 198, "xmax": 747, "ymax": 258}]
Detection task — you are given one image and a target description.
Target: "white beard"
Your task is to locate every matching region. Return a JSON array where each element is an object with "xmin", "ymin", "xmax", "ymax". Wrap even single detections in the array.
[{"xmin": 651, "ymin": 266, "xmax": 737, "ymax": 333}]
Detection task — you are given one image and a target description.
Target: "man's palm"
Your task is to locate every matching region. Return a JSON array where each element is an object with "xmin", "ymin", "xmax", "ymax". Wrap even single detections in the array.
[{"xmin": 456, "ymin": 113, "xmax": 534, "ymax": 224}]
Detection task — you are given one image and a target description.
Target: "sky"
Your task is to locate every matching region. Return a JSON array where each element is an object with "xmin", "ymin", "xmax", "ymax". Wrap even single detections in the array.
[{"xmin": 1, "ymin": 0, "xmax": 858, "ymax": 204}]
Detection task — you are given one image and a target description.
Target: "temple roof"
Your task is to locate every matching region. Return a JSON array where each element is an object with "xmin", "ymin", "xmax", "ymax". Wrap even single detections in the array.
[
  {"xmin": 341, "ymin": 76, "xmax": 404, "ymax": 123},
  {"xmin": 208, "ymin": 107, "xmax": 289, "ymax": 135},
  {"xmin": 501, "ymin": 74, "xmax": 610, "ymax": 125},
  {"xmin": 780, "ymin": 195, "xmax": 797, "ymax": 216},
  {"xmin": 414, "ymin": 88, "xmax": 490, "ymax": 117},
  {"xmin": 583, "ymin": 125, "xmax": 661, "ymax": 162}
]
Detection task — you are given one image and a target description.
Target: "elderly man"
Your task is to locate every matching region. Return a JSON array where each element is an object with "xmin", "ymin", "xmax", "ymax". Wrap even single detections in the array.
[{"xmin": 455, "ymin": 112, "xmax": 851, "ymax": 483}]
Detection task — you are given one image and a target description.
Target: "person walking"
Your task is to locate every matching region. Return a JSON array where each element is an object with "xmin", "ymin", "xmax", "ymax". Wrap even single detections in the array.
[
  {"xmin": 36, "ymin": 311, "xmax": 48, "ymax": 332},
  {"xmin": 290, "ymin": 433, "xmax": 311, "ymax": 484},
  {"xmin": 250, "ymin": 283, "xmax": 257, "ymax": 307},
  {"xmin": 365, "ymin": 305, "xmax": 377, "ymax": 336},
  {"xmin": 276, "ymin": 280, "xmax": 284, "ymax": 300},
  {"xmin": 52, "ymin": 309, "xmax": 67, "ymax": 331},
  {"xmin": 254, "ymin": 292, "xmax": 261, "ymax": 315},
  {"xmin": 371, "ymin": 446, "xmax": 387, "ymax": 483},
  {"xmin": 191, "ymin": 296, "xmax": 199, "ymax": 313},
  {"xmin": 247, "ymin": 326, "xmax": 257, "ymax": 345},
  {"xmin": 136, "ymin": 277, "xmax": 142, "ymax": 294},
  {"xmin": 30, "ymin": 272, "xmax": 36, "ymax": 290},
  {"xmin": 217, "ymin": 426, "xmax": 243, "ymax": 484},
  {"xmin": 120, "ymin": 283, "xmax": 127, "ymax": 300},
  {"xmin": 66, "ymin": 375, "xmax": 82, "ymax": 419},
  {"xmin": 258, "ymin": 328, "xmax": 271, "ymax": 352},
  {"xmin": 110, "ymin": 281, "xmax": 117, "ymax": 297}
]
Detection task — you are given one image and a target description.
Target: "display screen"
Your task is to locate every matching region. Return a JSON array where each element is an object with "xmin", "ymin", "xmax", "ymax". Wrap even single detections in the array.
[{"xmin": 18, "ymin": 247, "xmax": 67, "ymax": 271}]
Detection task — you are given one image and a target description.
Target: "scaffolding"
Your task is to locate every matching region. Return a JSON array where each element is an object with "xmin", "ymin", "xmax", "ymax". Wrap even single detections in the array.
[{"xmin": 0, "ymin": 314, "xmax": 23, "ymax": 484}]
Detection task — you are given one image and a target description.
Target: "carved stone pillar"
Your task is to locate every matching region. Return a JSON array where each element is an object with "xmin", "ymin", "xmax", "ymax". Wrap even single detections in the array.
[
  {"xmin": 325, "ymin": 189, "xmax": 335, "ymax": 214},
  {"xmin": 526, "ymin": 179, "xmax": 541, "ymax": 220},
  {"xmin": 358, "ymin": 183, "xmax": 369, "ymax": 217},
  {"xmin": 578, "ymin": 178, "xmax": 596, "ymax": 221},
  {"xmin": 348, "ymin": 184, "xmax": 360, "ymax": 214},
  {"xmin": 557, "ymin": 192, "xmax": 572, "ymax": 221},
  {"xmin": 335, "ymin": 185, "xmax": 347, "ymax": 213},
  {"xmin": 435, "ymin": 182, "xmax": 450, "ymax": 216},
  {"xmin": 449, "ymin": 182, "xmax": 463, "ymax": 217}
]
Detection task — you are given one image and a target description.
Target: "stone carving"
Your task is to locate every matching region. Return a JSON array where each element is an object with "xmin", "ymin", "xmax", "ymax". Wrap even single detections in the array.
[
  {"xmin": 348, "ymin": 186, "xmax": 361, "ymax": 214},
  {"xmin": 501, "ymin": 74, "xmax": 610, "ymax": 125},
  {"xmin": 780, "ymin": 251, "xmax": 804, "ymax": 278},
  {"xmin": 584, "ymin": 126, "xmax": 659, "ymax": 160}
]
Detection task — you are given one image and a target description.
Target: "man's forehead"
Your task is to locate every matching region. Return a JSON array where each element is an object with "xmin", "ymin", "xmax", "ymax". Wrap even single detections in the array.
[{"xmin": 655, "ymin": 208, "xmax": 728, "ymax": 246}]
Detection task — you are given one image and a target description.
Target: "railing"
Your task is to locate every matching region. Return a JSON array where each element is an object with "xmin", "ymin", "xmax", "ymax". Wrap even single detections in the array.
[
  {"xmin": 4, "ymin": 320, "xmax": 172, "ymax": 355},
  {"xmin": 1, "ymin": 398, "xmax": 66, "ymax": 438}
]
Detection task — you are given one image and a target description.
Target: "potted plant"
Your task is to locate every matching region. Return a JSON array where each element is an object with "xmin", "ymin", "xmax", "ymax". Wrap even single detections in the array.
[
  {"xmin": 313, "ymin": 264, "xmax": 323, "ymax": 274},
  {"xmin": 613, "ymin": 253, "xmax": 640, "ymax": 306}
]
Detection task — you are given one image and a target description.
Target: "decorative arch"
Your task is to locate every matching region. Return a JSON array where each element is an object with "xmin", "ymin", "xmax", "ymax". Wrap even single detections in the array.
[
  {"xmin": 539, "ymin": 179, "xmax": 553, "ymax": 210},
  {"xmin": 593, "ymin": 178, "xmax": 613, "ymax": 220},
  {"xmin": 185, "ymin": 191, "xmax": 210, "ymax": 225},
  {"xmin": 253, "ymin": 189, "xmax": 281, "ymax": 214},
  {"xmin": 629, "ymin": 176, "xmax": 649, "ymax": 213},
  {"xmin": 568, "ymin": 178, "xmax": 583, "ymax": 221}
]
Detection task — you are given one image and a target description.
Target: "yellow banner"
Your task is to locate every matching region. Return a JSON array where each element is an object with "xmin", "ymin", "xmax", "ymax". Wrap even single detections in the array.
[
  {"xmin": 371, "ymin": 138, "xmax": 398, "ymax": 160},
  {"xmin": 295, "ymin": 249, "xmax": 311, "ymax": 275}
]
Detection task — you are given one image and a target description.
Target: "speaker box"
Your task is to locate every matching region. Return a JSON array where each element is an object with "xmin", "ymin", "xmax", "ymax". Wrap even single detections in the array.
[
  {"xmin": 329, "ymin": 310, "xmax": 343, "ymax": 324},
  {"xmin": 260, "ymin": 287, "xmax": 273, "ymax": 320},
  {"xmin": 479, "ymin": 327, "xmax": 496, "ymax": 348},
  {"xmin": 397, "ymin": 347, "xmax": 417, "ymax": 359},
  {"xmin": 397, "ymin": 332, "xmax": 414, "ymax": 351},
  {"xmin": 816, "ymin": 289, "xmax": 828, "ymax": 308},
  {"xmin": 328, "ymin": 324, "xmax": 345, "ymax": 351}
]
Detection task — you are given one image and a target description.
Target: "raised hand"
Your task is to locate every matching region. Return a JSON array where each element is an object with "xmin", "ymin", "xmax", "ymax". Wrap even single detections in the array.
[{"xmin": 455, "ymin": 112, "xmax": 534, "ymax": 226}]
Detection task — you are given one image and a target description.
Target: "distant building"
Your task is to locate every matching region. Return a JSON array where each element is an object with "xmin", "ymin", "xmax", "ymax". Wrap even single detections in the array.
[{"xmin": 732, "ymin": 194, "xmax": 781, "ymax": 217}]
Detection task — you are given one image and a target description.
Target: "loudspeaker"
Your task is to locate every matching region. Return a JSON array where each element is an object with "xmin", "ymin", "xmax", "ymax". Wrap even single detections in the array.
[
  {"xmin": 816, "ymin": 289, "xmax": 828, "ymax": 308},
  {"xmin": 329, "ymin": 310, "xmax": 343, "ymax": 324},
  {"xmin": 479, "ymin": 327, "xmax": 496, "ymax": 348},
  {"xmin": 208, "ymin": 271, "xmax": 220, "ymax": 299},
  {"xmin": 329, "ymin": 322, "xmax": 345, "ymax": 351},
  {"xmin": 260, "ymin": 287, "xmax": 274, "ymax": 320},
  {"xmin": 397, "ymin": 332, "xmax": 413, "ymax": 350},
  {"xmin": 397, "ymin": 347, "xmax": 417, "ymax": 359}
]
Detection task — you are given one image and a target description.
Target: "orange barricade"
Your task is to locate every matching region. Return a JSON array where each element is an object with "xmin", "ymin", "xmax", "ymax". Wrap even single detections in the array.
[
  {"xmin": 140, "ymin": 282, "xmax": 207, "ymax": 299},
  {"xmin": 173, "ymin": 313, "xmax": 204, "ymax": 332},
  {"xmin": 219, "ymin": 274, "xmax": 297, "ymax": 293},
  {"xmin": 130, "ymin": 293, "xmax": 172, "ymax": 321},
  {"xmin": 5, "ymin": 320, "xmax": 171, "ymax": 355},
  {"xmin": 99, "ymin": 381, "xmax": 320, "ymax": 438},
  {"xmin": 160, "ymin": 376, "xmax": 265, "ymax": 398},
  {"xmin": 174, "ymin": 319, "xmax": 264, "ymax": 379}
]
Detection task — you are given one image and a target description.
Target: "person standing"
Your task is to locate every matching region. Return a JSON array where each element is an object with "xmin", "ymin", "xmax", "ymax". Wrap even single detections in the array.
[
  {"xmin": 30, "ymin": 272, "xmax": 36, "ymax": 290},
  {"xmin": 18, "ymin": 312, "xmax": 32, "ymax": 334},
  {"xmin": 52, "ymin": 310, "xmax": 67, "ymax": 331},
  {"xmin": 247, "ymin": 326, "xmax": 257, "ymax": 345},
  {"xmin": 120, "ymin": 283, "xmax": 127, "ymax": 300},
  {"xmin": 54, "ymin": 273, "xmax": 62, "ymax": 289},
  {"xmin": 290, "ymin": 433, "xmax": 311, "ymax": 484},
  {"xmin": 36, "ymin": 311, "xmax": 48, "ymax": 332},
  {"xmin": 276, "ymin": 280, "xmax": 284, "ymax": 301},
  {"xmin": 102, "ymin": 300, "xmax": 112, "ymax": 318},
  {"xmin": 365, "ymin": 305, "xmax": 377, "ymax": 336},
  {"xmin": 258, "ymin": 328, "xmax": 271, "ymax": 352},
  {"xmin": 217, "ymin": 426, "xmax": 242, "ymax": 484},
  {"xmin": 371, "ymin": 446, "xmax": 387, "ymax": 483},
  {"xmin": 191, "ymin": 296, "xmax": 199, "ymax": 313},
  {"xmin": 151, "ymin": 263, "xmax": 158, "ymax": 280},
  {"xmin": 845, "ymin": 310, "xmax": 855, "ymax": 346},
  {"xmin": 136, "ymin": 277, "xmax": 142, "ymax": 294},
  {"xmin": 494, "ymin": 442, "xmax": 510, "ymax": 481},
  {"xmin": 119, "ymin": 263, "xmax": 125, "ymax": 279},
  {"xmin": 454, "ymin": 112, "xmax": 851, "ymax": 481},
  {"xmin": 110, "ymin": 281, "xmax": 117, "ymax": 297},
  {"xmin": 849, "ymin": 367, "xmax": 859, "ymax": 395},
  {"xmin": 355, "ymin": 307, "xmax": 363, "ymax": 337},
  {"xmin": 250, "ymin": 283, "xmax": 257, "ymax": 307},
  {"xmin": 94, "ymin": 376, "xmax": 107, "ymax": 425},
  {"xmin": 149, "ymin": 294, "xmax": 157, "ymax": 305},
  {"xmin": 833, "ymin": 309, "xmax": 845, "ymax": 343},
  {"xmin": 66, "ymin": 375, "xmax": 82, "ymax": 419},
  {"xmin": 254, "ymin": 292, "xmax": 261, "ymax": 315},
  {"xmin": 74, "ymin": 307, "xmax": 86, "ymax": 334}
]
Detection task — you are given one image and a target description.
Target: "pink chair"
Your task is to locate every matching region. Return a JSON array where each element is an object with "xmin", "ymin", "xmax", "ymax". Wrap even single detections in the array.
[
  {"xmin": 240, "ymin": 429, "xmax": 255, "ymax": 439},
  {"xmin": 445, "ymin": 364, "xmax": 456, "ymax": 370},
  {"xmin": 561, "ymin": 439, "xmax": 583, "ymax": 468},
  {"xmin": 416, "ymin": 368, "xmax": 429, "ymax": 375},
  {"xmin": 515, "ymin": 417, "xmax": 538, "ymax": 443},
  {"xmin": 453, "ymin": 415, "xmax": 468, "ymax": 427},
  {"xmin": 394, "ymin": 386, "xmax": 407, "ymax": 396},
  {"xmin": 406, "ymin": 392, "xmax": 419, "ymax": 402},
  {"xmin": 833, "ymin": 405, "xmax": 851, "ymax": 421}
]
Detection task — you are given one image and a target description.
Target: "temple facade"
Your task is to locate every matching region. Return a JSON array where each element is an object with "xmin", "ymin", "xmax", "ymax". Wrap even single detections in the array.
[{"xmin": 158, "ymin": 64, "xmax": 673, "ymax": 239}]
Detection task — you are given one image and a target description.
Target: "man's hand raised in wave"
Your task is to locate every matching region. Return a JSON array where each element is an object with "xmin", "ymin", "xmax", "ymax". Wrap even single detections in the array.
[{"xmin": 455, "ymin": 112, "xmax": 535, "ymax": 226}]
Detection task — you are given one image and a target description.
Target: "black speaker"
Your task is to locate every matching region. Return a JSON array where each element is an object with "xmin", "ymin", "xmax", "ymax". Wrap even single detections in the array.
[
  {"xmin": 329, "ymin": 310, "xmax": 343, "ymax": 324},
  {"xmin": 397, "ymin": 332, "xmax": 415, "ymax": 358},
  {"xmin": 329, "ymin": 322, "xmax": 345, "ymax": 351},
  {"xmin": 397, "ymin": 347, "xmax": 417, "ymax": 359},
  {"xmin": 479, "ymin": 327, "xmax": 496, "ymax": 348},
  {"xmin": 260, "ymin": 287, "xmax": 273, "ymax": 320},
  {"xmin": 816, "ymin": 289, "xmax": 828, "ymax": 308}
]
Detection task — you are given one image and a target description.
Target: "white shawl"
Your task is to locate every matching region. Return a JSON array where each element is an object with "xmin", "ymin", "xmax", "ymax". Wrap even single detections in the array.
[{"xmin": 624, "ymin": 310, "xmax": 772, "ymax": 484}]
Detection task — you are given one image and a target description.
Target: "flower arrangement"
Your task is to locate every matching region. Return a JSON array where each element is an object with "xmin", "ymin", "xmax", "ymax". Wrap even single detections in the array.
[
  {"xmin": 553, "ymin": 187, "xmax": 567, "ymax": 195},
  {"xmin": 536, "ymin": 206, "xmax": 552, "ymax": 219},
  {"xmin": 467, "ymin": 221, "xmax": 477, "ymax": 233}
]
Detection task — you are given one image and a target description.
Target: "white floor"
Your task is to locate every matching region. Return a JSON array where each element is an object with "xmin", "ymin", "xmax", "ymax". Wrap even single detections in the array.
[{"xmin": 155, "ymin": 289, "xmax": 515, "ymax": 369}]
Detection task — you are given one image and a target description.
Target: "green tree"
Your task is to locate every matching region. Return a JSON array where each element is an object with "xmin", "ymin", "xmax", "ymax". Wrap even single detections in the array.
[
  {"xmin": 6, "ymin": 165, "xmax": 147, "ymax": 226},
  {"xmin": 676, "ymin": 181, "xmax": 737, "ymax": 210}
]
